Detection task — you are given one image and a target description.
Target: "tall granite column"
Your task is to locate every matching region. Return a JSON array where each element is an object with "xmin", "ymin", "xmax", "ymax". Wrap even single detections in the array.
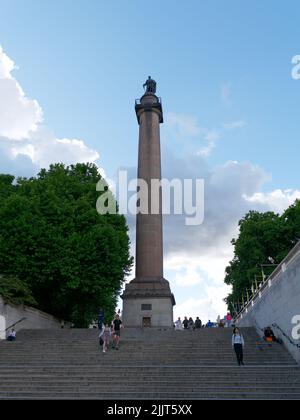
[{"xmin": 122, "ymin": 78, "xmax": 175, "ymax": 328}]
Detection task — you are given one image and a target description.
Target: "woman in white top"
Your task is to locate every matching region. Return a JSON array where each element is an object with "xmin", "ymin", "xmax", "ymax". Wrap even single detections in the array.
[
  {"xmin": 232, "ymin": 327, "xmax": 245, "ymax": 366},
  {"xmin": 99, "ymin": 323, "xmax": 112, "ymax": 353}
]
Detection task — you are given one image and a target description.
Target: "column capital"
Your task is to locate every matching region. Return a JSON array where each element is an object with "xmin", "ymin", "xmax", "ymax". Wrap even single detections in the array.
[{"xmin": 135, "ymin": 94, "xmax": 163, "ymax": 124}]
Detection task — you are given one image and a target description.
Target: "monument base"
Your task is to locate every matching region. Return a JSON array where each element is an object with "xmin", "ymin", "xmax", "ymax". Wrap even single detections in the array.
[
  {"xmin": 121, "ymin": 278, "xmax": 175, "ymax": 328},
  {"xmin": 122, "ymin": 297, "xmax": 174, "ymax": 328}
]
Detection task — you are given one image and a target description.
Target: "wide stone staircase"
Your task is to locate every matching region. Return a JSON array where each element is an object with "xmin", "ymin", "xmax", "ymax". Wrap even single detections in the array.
[{"xmin": 0, "ymin": 327, "xmax": 299, "ymax": 399}]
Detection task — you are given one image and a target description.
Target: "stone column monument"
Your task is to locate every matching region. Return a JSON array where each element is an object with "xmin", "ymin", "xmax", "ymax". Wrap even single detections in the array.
[{"xmin": 121, "ymin": 77, "xmax": 176, "ymax": 328}]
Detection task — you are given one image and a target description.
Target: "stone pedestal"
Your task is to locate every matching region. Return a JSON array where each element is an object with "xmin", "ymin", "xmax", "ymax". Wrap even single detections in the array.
[{"xmin": 121, "ymin": 89, "xmax": 175, "ymax": 328}]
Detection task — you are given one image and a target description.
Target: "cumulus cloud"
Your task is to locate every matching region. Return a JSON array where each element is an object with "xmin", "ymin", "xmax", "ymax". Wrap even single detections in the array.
[
  {"xmin": 0, "ymin": 46, "xmax": 15, "ymax": 78},
  {"xmin": 166, "ymin": 113, "xmax": 247, "ymax": 158},
  {"xmin": 162, "ymin": 150, "xmax": 300, "ymax": 319},
  {"xmin": 10, "ymin": 128, "xmax": 100, "ymax": 169},
  {"xmin": 162, "ymin": 152, "xmax": 270, "ymax": 257},
  {"xmin": 244, "ymin": 189, "xmax": 300, "ymax": 214},
  {"xmin": 166, "ymin": 113, "xmax": 221, "ymax": 158},
  {"xmin": 122, "ymin": 150, "xmax": 294, "ymax": 264},
  {"xmin": 120, "ymin": 116, "xmax": 300, "ymax": 320},
  {"xmin": 197, "ymin": 130, "xmax": 220, "ymax": 157},
  {"xmin": 174, "ymin": 281, "xmax": 231, "ymax": 322},
  {"xmin": 0, "ymin": 46, "xmax": 43, "ymax": 140},
  {"xmin": 0, "ymin": 137, "xmax": 39, "ymax": 177},
  {"xmin": 0, "ymin": 46, "xmax": 100, "ymax": 176}
]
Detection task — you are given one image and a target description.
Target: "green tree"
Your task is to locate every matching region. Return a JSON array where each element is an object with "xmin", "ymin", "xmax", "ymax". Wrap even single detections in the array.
[
  {"xmin": 225, "ymin": 201, "xmax": 300, "ymax": 312},
  {"xmin": 0, "ymin": 163, "xmax": 133, "ymax": 326},
  {"xmin": 0, "ymin": 274, "xmax": 37, "ymax": 306}
]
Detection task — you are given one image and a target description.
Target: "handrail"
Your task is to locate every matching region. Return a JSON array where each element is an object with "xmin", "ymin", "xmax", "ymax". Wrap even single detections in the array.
[
  {"xmin": 272, "ymin": 323, "xmax": 300, "ymax": 349},
  {"xmin": 234, "ymin": 240, "xmax": 300, "ymax": 322},
  {"xmin": 252, "ymin": 321, "xmax": 300, "ymax": 350},
  {"xmin": 4, "ymin": 317, "xmax": 26, "ymax": 332}
]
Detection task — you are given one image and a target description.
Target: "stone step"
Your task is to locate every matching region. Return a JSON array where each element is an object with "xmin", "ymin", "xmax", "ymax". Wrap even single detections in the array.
[
  {"xmin": 0, "ymin": 391, "xmax": 300, "ymax": 400},
  {"xmin": 0, "ymin": 370, "xmax": 298, "ymax": 376},
  {"xmin": 1, "ymin": 327, "xmax": 298, "ymax": 400},
  {"xmin": 0, "ymin": 366, "xmax": 298, "ymax": 372},
  {"xmin": 1, "ymin": 378, "xmax": 300, "ymax": 386},
  {"xmin": 2, "ymin": 385, "xmax": 300, "ymax": 392}
]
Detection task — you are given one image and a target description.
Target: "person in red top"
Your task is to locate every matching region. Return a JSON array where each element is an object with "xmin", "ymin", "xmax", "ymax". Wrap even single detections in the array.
[{"xmin": 226, "ymin": 312, "xmax": 232, "ymax": 328}]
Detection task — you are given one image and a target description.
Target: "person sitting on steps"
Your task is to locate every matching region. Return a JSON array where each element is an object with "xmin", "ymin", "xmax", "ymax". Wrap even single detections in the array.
[
  {"xmin": 194, "ymin": 317, "xmax": 202, "ymax": 329},
  {"xmin": 188, "ymin": 317, "xmax": 194, "ymax": 330},
  {"xmin": 7, "ymin": 328, "xmax": 16, "ymax": 342},
  {"xmin": 182, "ymin": 317, "xmax": 189, "ymax": 330},
  {"xmin": 174, "ymin": 317, "xmax": 183, "ymax": 330},
  {"xmin": 263, "ymin": 326, "xmax": 283, "ymax": 345}
]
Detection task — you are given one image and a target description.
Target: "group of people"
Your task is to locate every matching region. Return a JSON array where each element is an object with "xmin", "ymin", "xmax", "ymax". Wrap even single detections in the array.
[
  {"xmin": 174, "ymin": 317, "xmax": 203, "ymax": 330},
  {"xmin": 98, "ymin": 312, "xmax": 123, "ymax": 354},
  {"xmin": 174, "ymin": 312, "xmax": 233, "ymax": 331}
]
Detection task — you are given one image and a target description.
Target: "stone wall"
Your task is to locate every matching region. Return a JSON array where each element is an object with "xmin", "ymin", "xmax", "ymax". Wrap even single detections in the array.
[
  {"xmin": 0, "ymin": 296, "xmax": 69, "ymax": 339},
  {"xmin": 236, "ymin": 242, "xmax": 300, "ymax": 364}
]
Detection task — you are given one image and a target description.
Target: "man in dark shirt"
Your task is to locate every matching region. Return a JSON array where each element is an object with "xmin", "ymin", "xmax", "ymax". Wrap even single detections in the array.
[
  {"xmin": 112, "ymin": 314, "xmax": 123, "ymax": 350},
  {"xmin": 182, "ymin": 317, "xmax": 189, "ymax": 330},
  {"xmin": 195, "ymin": 317, "xmax": 202, "ymax": 329}
]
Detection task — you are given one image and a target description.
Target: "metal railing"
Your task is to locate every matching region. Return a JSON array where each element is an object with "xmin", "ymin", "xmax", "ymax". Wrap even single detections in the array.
[
  {"xmin": 4, "ymin": 317, "xmax": 26, "ymax": 332},
  {"xmin": 135, "ymin": 97, "xmax": 162, "ymax": 106},
  {"xmin": 250, "ymin": 320, "xmax": 300, "ymax": 351},
  {"xmin": 233, "ymin": 241, "xmax": 300, "ymax": 322},
  {"xmin": 272, "ymin": 323, "xmax": 300, "ymax": 349}
]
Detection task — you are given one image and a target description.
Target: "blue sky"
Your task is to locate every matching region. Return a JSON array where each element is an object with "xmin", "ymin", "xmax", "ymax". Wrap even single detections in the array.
[{"xmin": 1, "ymin": 0, "xmax": 300, "ymax": 321}]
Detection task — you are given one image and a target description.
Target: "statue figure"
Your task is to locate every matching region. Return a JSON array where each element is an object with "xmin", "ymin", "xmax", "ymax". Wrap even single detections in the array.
[{"xmin": 143, "ymin": 76, "xmax": 157, "ymax": 94}]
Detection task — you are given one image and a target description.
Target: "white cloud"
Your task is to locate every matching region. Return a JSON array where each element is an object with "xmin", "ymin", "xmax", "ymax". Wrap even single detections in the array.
[
  {"xmin": 174, "ymin": 288, "xmax": 229, "ymax": 323},
  {"xmin": 0, "ymin": 47, "xmax": 43, "ymax": 140},
  {"xmin": 167, "ymin": 113, "xmax": 247, "ymax": 158},
  {"xmin": 0, "ymin": 46, "xmax": 100, "ymax": 176},
  {"xmin": 174, "ymin": 267, "xmax": 204, "ymax": 288},
  {"xmin": 166, "ymin": 112, "xmax": 201, "ymax": 138},
  {"xmin": 197, "ymin": 129, "xmax": 220, "ymax": 157},
  {"xmin": 11, "ymin": 130, "xmax": 100, "ymax": 169},
  {"xmin": 162, "ymin": 155, "xmax": 299, "ymax": 321},
  {"xmin": 166, "ymin": 113, "xmax": 222, "ymax": 158},
  {"xmin": 0, "ymin": 46, "xmax": 15, "ymax": 78},
  {"xmin": 244, "ymin": 189, "xmax": 300, "ymax": 214}
]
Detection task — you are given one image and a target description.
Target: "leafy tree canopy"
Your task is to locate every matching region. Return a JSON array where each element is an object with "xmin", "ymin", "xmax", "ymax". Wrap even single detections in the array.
[
  {"xmin": 0, "ymin": 274, "xmax": 37, "ymax": 307},
  {"xmin": 225, "ymin": 200, "xmax": 300, "ymax": 312},
  {"xmin": 0, "ymin": 164, "xmax": 133, "ymax": 326}
]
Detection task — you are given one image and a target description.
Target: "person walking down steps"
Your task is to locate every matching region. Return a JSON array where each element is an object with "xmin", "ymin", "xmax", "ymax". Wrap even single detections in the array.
[
  {"xmin": 112, "ymin": 314, "xmax": 123, "ymax": 350},
  {"xmin": 99, "ymin": 323, "xmax": 112, "ymax": 353},
  {"xmin": 232, "ymin": 327, "xmax": 245, "ymax": 366}
]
